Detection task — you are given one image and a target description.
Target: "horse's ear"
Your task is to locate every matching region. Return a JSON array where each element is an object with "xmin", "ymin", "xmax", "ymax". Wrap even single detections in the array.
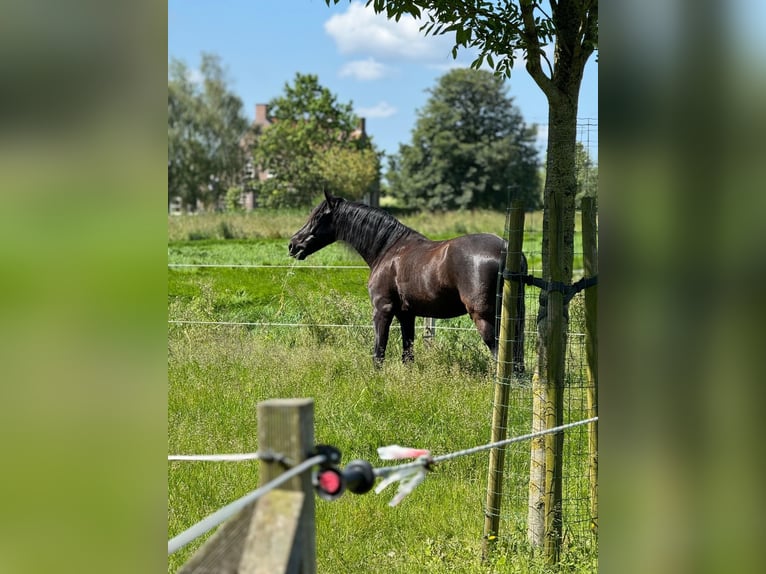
[{"xmin": 324, "ymin": 189, "xmax": 342, "ymax": 209}]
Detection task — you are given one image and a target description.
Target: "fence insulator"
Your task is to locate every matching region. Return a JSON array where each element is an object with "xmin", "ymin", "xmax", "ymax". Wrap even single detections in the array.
[
  {"xmin": 342, "ymin": 460, "xmax": 376, "ymax": 494},
  {"xmin": 314, "ymin": 459, "xmax": 376, "ymax": 501},
  {"xmin": 315, "ymin": 467, "xmax": 345, "ymax": 501}
]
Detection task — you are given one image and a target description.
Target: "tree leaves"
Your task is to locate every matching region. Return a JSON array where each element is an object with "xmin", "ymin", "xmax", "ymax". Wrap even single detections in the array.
[
  {"xmin": 251, "ymin": 73, "xmax": 380, "ymax": 207},
  {"xmin": 167, "ymin": 54, "xmax": 249, "ymax": 210},
  {"xmin": 387, "ymin": 68, "xmax": 541, "ymax": 211}
]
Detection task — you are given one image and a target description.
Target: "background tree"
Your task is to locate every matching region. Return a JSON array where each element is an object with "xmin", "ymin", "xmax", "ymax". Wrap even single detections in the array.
[
  {"xmin": 538, "ymin": 142, "xmax": 599, "ymax": 207},
  {"xmin": 315, "ymin": 147, "xmax": 381, "ymax": 203},
  {"xmin": 387, "ymin": 68, "xmax": 540, "ymax": 210},
  {"xmin": 252, "ymin": 73, "xmax": 380, "ymax": 207},
  {"xmin": 167, "ymin": 53, "xmax": 249, "ymax": 210},
  {"xmin": 575, "ymin": 142, "xmax": 598, "ymax": 206},
  {"xmin": 168, "ymin": 60, "xmax": 202, "ymax": 209}
]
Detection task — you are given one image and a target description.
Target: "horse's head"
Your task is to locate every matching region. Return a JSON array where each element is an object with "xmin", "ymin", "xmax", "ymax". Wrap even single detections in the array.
[{"xmin": 288, "ymin": 190, "xmax": 343, "ymax": 260}]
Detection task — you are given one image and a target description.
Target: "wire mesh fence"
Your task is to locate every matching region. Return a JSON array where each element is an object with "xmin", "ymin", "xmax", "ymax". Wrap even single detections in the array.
[
  {"xmin": 486, "ymin": 119, "xmax": 598, "ymax": 559},
  {"xmin": 487, "ymin": 224, "xmax": 597, "ymax": 553}
]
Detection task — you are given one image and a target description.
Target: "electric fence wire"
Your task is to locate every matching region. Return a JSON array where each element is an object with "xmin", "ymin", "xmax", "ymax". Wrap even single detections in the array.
[{"xmin": 374, "ymin": 417, "xmax": 598, "ymax": 478}]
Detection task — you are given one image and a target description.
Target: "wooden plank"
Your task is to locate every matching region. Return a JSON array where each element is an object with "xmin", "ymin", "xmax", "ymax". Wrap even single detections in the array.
[{"xmin": 423, "ymin": 317, "xmax": 436, "ymax": 345}]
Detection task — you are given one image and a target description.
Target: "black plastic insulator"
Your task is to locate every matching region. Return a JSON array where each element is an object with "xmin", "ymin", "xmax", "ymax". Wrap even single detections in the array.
[{"xmin": 343, "ymin": 459, "xmax": 376, "ymax": 495}]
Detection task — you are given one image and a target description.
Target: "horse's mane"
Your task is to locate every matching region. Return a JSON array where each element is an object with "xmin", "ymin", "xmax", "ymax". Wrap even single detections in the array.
[{"xmin": 334, "ymin": 200, "xmax": 425, "ymax": 265}]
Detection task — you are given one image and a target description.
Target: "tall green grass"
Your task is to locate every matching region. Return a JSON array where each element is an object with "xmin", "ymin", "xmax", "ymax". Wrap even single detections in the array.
[
  {"xmin": 168, "ymin": 210, "xmax": 596, "ymax": 573},
  {"xmin": 167, "ymin": 208, "xmax": 535, "ymax": 242}
]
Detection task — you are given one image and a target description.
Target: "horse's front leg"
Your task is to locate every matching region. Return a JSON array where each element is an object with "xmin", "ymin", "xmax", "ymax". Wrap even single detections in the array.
[
  {"xmin": 372, "ymin": 304, "xmax": 394, "ymax": 367},
  {"xmin": 398, "ymin": 313, "xmax": 416, "ymax": 363}
]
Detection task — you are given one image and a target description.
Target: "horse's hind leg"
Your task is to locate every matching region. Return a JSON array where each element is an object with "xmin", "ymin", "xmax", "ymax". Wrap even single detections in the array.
[
  {"xmin": 372, "ymin": 305, "xmax": 394, "ymax": 367},
  {"xmin": 398, "ymin": 312, "xmax": 416, "ymax": 363},
  {"xmin": 472, "ymin": 310, "xmax": 525, "ymax": 373},
  {"xmin": 470, "ymin": 313, "xmax": 497, "ymax": 356}
]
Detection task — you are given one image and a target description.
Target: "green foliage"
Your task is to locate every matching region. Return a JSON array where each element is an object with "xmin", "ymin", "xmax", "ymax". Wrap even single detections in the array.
[
  {"xmin": 168, "ymin": 53, "xmax": 250, "ymax": 210},
  {"xmin": 223, "ymin": 187, "xmax": 243, "ymax": 213},
  {"xmin": 387, "ymin": 68, "xmax": 541, "ymax": 211},
  {"xmin": 252, "ymin": 73, "xmax": 381, "ymax": 207},
  {"xmin": 315, "ymin": 146, "xmax": 381, "ymax": 202}
]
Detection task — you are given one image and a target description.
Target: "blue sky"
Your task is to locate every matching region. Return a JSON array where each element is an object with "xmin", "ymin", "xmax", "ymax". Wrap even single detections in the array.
[{"xmin": 168, "ymin": 0, "xmax": 598, "ymax": 159}]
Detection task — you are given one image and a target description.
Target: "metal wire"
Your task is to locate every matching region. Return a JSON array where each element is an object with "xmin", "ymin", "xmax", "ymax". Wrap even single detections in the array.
[
  {"xmin": 168, "ymin": 452, "xmax": 261, "ymax": 462},
  {"xmin": 373, "ymin": 417, "xmax": 597, "ymax": 478}
]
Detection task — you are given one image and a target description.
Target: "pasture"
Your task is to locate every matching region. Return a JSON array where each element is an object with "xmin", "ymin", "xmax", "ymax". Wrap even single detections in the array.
[{"xmin": 167, "ymin": 209, "xmax": 596, "ymax": 573}]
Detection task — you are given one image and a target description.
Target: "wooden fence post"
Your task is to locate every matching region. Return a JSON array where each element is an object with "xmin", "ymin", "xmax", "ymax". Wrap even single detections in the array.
[
  {"xmin": 178, "ymin": 398, "xmax": 316, "ymax": 574},
  {"xmin": 581, "ymin": 198, "xmax": 598, "ymax": 533},
  {"xmin": 248, "ymin": 398, "xmax": 316, "ymax": 574},
  {"xmin": 423, "ymin": 317, "xmax": 436, "ymax": 346},
  {"xmin": 482, "ymin": 201, "xmax": 525, "ymax": 559}
]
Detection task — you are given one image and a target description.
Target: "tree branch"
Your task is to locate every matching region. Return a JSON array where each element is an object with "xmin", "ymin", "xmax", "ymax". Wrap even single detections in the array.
[{"xmin": 520, "ymin": 1, "xmax": 555, "ymax": 98}]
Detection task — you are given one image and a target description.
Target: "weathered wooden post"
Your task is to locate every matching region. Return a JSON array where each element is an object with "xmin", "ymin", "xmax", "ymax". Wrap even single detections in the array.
[
  {"xmin": 179, "ymin": 398, "xmax": 317, "ymax": 574},
  {"xmin": 482, "ymin": 201, "xmax": 525, "ymax": 558},
  {"xmin": 581, "ymin": 198, "xmax": 598, "ymax": 533},
  {"xmin": 527, "ymin": 372, "xmax": 546, "ymax": 549},
  {"xmin": 423, "ymin": 317, "xmax": 436, "ymax": 346},
  {"xmin": 247, "ymin": 398, "xmax": 316, "ymax": 573}
]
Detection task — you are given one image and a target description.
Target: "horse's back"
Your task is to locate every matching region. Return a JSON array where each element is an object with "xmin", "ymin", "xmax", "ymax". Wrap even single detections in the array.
[
  {"xmin": 447, "ymin": 233, "xmax": 505, "ymax": 257},
  {"xmin": 375, "ymin": 233, "xmax": 503, "ymax": 318}
]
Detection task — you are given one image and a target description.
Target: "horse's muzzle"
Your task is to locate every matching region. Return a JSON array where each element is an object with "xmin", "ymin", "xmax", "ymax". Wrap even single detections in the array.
[{"xmin": 288, "ymin": 241, "xmax": 307, "ymax": 260}]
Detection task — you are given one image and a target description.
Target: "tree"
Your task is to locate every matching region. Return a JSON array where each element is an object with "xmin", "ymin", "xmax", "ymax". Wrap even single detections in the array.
[
  {"xmin": 315, "ymin": 147, "xmax": 381, "ymax": 203},
  {"xmin": 325, "ymin": 0, "xmax": 597, "ymax": 560},
  {"xmin": 167, "ymin": 54, "xmax": 249, "ymax": 210},
  {"xmin": 252, "ymin": 73, "xmax": 380, "ymax": 207},
  {"xmin": 387, "ymin": 68, "xmax": 540, "ymax": 210}
]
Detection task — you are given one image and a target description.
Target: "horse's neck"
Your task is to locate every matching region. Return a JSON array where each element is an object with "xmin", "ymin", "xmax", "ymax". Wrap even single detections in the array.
[{"xmin": 336, "ymin": 204, "xmax": 422, "ymax": 267}]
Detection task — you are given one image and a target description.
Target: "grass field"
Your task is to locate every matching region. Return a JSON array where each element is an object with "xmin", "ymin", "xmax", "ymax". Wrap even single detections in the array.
[{"xmin": 167, "ymin": 209, "xmax": 597, "ymax": 573}]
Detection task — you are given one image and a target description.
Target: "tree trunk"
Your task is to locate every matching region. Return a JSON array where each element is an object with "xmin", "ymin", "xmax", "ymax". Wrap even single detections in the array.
[{"xmin": 528, "ymin": 89, "xmax": 579, "ymax": 557}]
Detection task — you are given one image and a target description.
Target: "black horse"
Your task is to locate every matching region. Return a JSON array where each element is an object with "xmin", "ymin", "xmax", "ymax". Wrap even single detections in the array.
[{"xmin": 289, "ymin": 191, "xmax": 525, "ymax": 368}]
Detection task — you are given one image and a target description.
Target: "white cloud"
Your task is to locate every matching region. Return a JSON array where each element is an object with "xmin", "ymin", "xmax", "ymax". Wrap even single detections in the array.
[
  {"xmin": 324, "ymin": 1, "xmax": 454, "ymax": 62},
  {"xmin": 339, "ymin": 58, "xmax": 389, "ymax": 81},
  {"xmin": 356, "ymin": 101, "xmax": 397, "ymax": 118},
  {"xmin": 186, "ymin": 68, "xmax": 204, "ymax": 85}
]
